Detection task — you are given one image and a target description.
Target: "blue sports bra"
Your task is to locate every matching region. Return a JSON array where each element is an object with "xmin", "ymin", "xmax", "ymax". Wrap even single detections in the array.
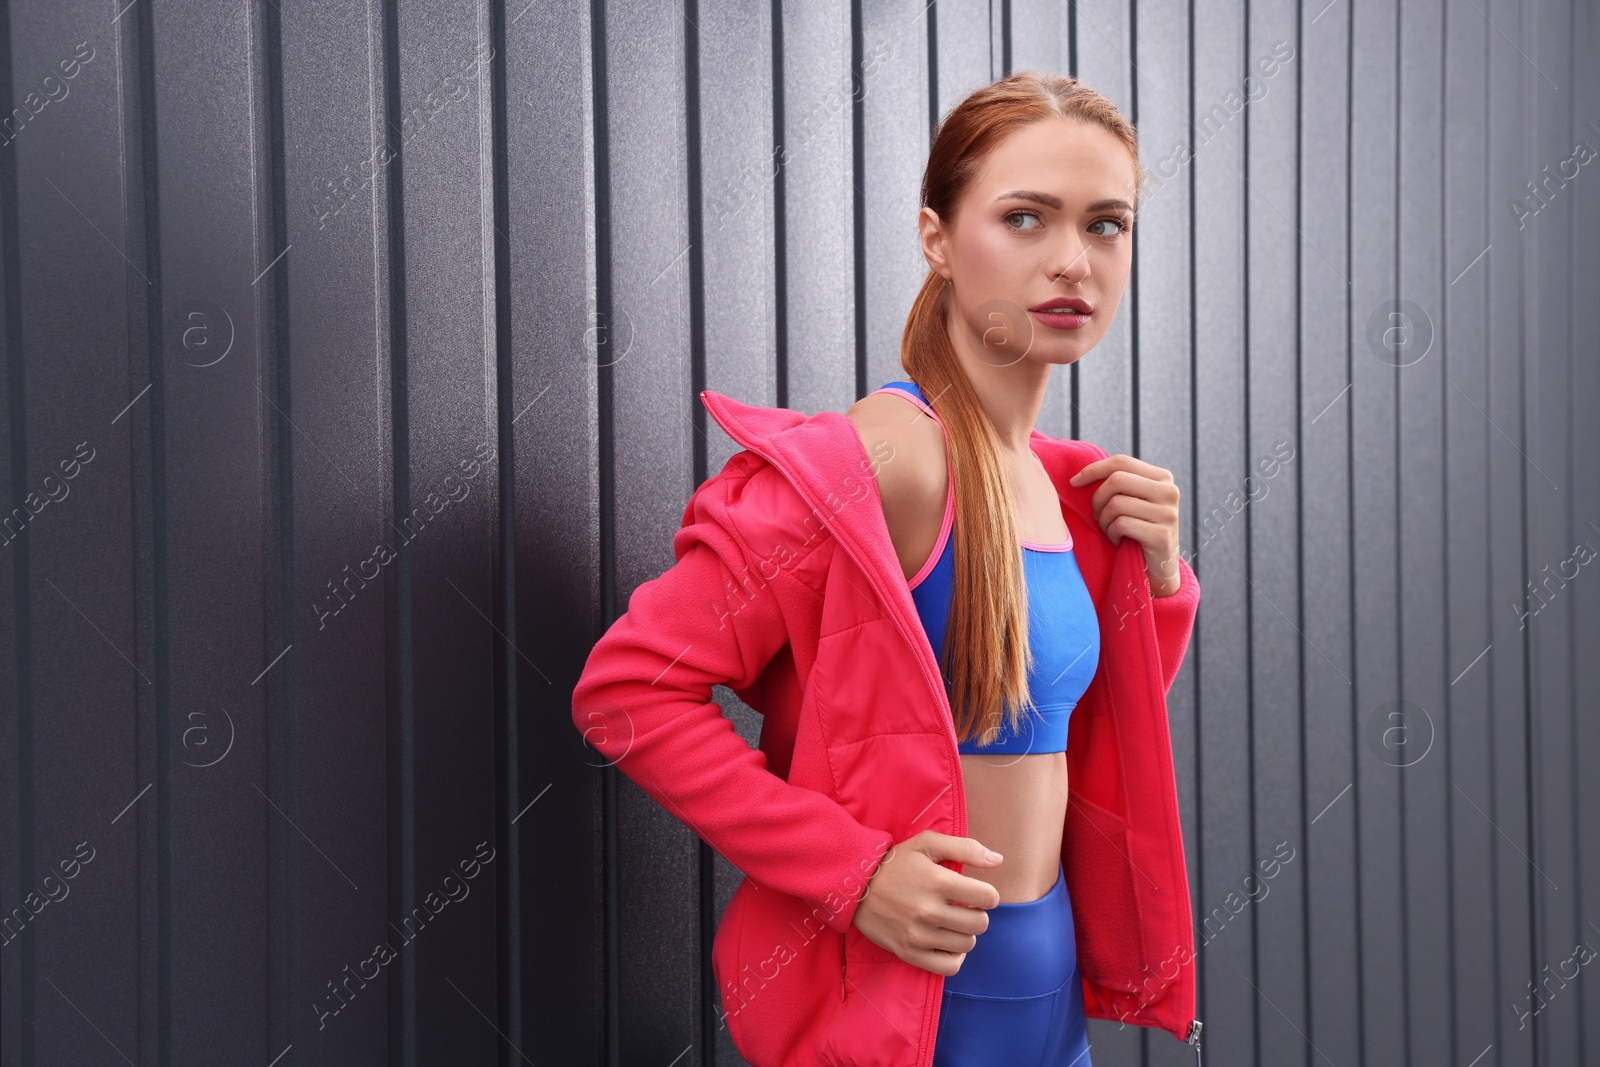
[{"xmin": 874, "ymin": 380, "xmax": 1100, "ymax": 755}]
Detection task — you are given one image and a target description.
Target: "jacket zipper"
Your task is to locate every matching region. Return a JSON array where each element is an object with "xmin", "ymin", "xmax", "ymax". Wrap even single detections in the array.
[
  {"xmin": 701, "ymin": 393, "xmax": 966, "ymax": 1067},
  {"xmin": 714, "ymin": 393, "xmax": 1199, "ymax": 1054},
  {"xmin": 1123, "ymin": 531, "xmax": 1202, "ymax": 1043}
]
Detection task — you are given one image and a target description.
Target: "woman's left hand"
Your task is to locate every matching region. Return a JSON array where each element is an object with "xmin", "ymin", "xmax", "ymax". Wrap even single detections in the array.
[{"xmin": 1068, "ymin": 455, "xmax": 1184, "ymax": 597}]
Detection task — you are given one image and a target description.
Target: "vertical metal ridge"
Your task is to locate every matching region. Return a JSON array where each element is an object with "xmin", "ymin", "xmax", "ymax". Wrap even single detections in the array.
[
  {"xmin": 771, "ymin": 0, "xmax": 787, "ymax": 409},
  {"xmin": 484, "ymin": 0, "xmax": 522, "ymax": 1058},
  {"xmin": 1513, "ymin": 0, "xmax": 1538, "ymax": 1050},
  {"xmin": 685, "ymin": 0, "xmax": 706, "ymax": 476},
  {"xmin": 1438, "ymin": 3, "xmax": 1460, "ymax": 1063},
  {"xmin": 257, "ymin": 0, "xmax": 299, "ymax": 1058},
  {"xmin": 850, "ymin": 0, "xmax": 866, "ymax": 400},
  {"xmin": 680, "ymin": 0, "xmax": 716, "ymax": 1058},
  {"xmin": 0, "ymin": 1, "xmax": 33, "ymax": 1063},
  {"xmin": 379, "ymin": 0, "xmax": 416, "ymax": 1062},
  {"xmin": 1291, "ymin": 0, "xmax": 1314, "ymax": 1057},
  {"xmin": 927, "ymin": 3, "xmax": 938, "ymax": 149},
  {"xmin": 129, "ymin": 0, "xmax": 172, "ymax": 1059},
  {"xmin": 1185, "ymin": 0, "xmax": 1204, "ymax": 1040},
  {"xmin": 1390, "ymin": 5, "xmax": 1411, "ymax": 1063},
  {"xmin": 1129, "ymin": 0, "xmax": 1141, "ymax": 458},
  {"xmin": 1342, "ymin": 0, "xmax": 1365, "ymax": 1055},
  {"xmin": 1476, "ymin": 14, "xmax": 1501, "ymax": 1061},
  {"xmin": 1515, "ymin": 14, "xmax": 1539, "ymax": 1064},
  {"xmin": 1130, "ymin": 15, "xmax": 1144, "ymax": 1063},
  {"xmin": 1239, "ymin": 0, "xmax": 1260, "ymax": 1056},
  {"xmin": 999, "ymin": 0, "xmax": 1010, "ymax": 78},
  {"xmin": 1560, "ymin": 6, "xmax": 1585, "ymax": 1065},
  {"xmin": 1067, "ymin": 1, "xmax": 1078, "ymax": 440},
  {"xmin": 587, "ymin": 0, "xmax": 619, "ymax": 1062}
]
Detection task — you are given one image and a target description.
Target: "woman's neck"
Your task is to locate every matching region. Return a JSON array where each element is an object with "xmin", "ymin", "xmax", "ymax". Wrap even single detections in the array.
[{"xmin": 946, "ymin": 311, "xmax": 1052, "ymax": 455}]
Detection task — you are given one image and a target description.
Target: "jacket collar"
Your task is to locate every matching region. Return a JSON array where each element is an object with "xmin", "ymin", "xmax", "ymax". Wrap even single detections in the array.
[
  {"xmin": 696, "ymin": 389, "xmax": 1137, "ymax": 687},
  {"xmin": 697, "ymin": 387, "xmax": 1113, "ymax": 556},
  {"xmin": 697, "ymin": 389, "xmax": 909, "ymax": 612}
]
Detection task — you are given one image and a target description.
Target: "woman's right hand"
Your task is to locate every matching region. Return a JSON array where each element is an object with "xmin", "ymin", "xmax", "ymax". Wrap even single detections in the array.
[{"xmin": 850, "ymin": 830, "xmax": 1005, "ymax": 976}]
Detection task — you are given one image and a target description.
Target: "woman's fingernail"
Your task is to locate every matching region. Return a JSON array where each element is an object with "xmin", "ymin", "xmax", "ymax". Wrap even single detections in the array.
[{"xmin": 985, "ymin": 848, "xmax": 1003, "ymax": 862}]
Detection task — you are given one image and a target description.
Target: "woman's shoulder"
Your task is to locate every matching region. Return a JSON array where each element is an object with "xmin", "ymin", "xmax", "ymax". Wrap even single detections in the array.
[
  {"xmin": 846, "ymin": 389, "xmax": 945, "ymax": 485},
  {"xmin": 680, "ymin": 446, "xmax": 838, "ymax": 577},
  {"xmin": 843, "ymin": 391, "xmax": 947, "ymax": 571}
]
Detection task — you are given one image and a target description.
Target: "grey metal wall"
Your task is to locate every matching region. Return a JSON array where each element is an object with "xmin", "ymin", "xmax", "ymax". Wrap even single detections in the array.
[{"xmin": 0, "ymin": 1, "xmax": 1596, "ymax": 1066}]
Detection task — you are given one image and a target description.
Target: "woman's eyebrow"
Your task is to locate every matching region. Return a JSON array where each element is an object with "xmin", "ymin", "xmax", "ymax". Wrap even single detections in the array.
[{"xmin": 992, "ymin": 190, "xmax": 1134, "ymax": 215}]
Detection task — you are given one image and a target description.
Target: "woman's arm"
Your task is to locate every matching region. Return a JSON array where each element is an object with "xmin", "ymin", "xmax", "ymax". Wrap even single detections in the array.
[
  {"xmin": 1149, "ymin": 553, "xmax": 1200, "ymax": 695},
  {"xmin": 571, "ymin": 458, "xmax": 896, "ymax": 933},
  {"xmin": 1067, "ymin": 452, "xmax": 1200, "ymax": 696}
]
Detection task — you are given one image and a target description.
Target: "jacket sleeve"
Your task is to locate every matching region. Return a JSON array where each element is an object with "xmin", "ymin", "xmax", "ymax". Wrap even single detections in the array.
[
  {"xmin": 1149, "ymin": 553, "xmax": 1200, "ymax": 695},
  {"xmin": 571, "ymin": 461, "xmax": 896, "ymax": 934}
]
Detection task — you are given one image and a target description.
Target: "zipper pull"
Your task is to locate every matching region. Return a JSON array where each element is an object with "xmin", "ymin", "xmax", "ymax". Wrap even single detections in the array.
[
  {"xmin": 1185, "ymin": 1019, "xmax": 1203, "ymax": 1066},
  {"xmin": 840, "ymin": 931, "xmax": 848, "ymax": 1001}
]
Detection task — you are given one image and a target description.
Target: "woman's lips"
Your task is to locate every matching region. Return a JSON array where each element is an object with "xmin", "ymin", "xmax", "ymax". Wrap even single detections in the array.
[{"xmin": 1027, "ymin": 308, "xmax": 1092, "ymax": 330}]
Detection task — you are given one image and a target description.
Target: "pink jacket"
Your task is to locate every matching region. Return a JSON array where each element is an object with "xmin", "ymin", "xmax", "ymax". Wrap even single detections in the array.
[{"xmin": 571, "ymin": 389, "xmax": 1204, "ymax": 1067}]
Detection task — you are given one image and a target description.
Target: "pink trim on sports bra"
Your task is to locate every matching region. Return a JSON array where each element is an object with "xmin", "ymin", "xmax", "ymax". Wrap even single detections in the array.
[
  {"xmin": 871, "ymin": 385, "xmax": 1073, "ymax": 589},
  {"xmin": 1019, "ymin": 537, "xmax": 1073, "ymax": 552}
]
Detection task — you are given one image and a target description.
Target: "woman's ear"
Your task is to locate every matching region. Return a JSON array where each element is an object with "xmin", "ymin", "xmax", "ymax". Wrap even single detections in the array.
[{"xmin": 918, "ymin": 206, "xmax": 952, "ymax": 280}]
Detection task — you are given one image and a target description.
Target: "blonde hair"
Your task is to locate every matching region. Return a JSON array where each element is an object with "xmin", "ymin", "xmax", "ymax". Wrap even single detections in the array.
[{"xmin": 900, "ymin": 70, "xmax": 1140, "ymax": 746}]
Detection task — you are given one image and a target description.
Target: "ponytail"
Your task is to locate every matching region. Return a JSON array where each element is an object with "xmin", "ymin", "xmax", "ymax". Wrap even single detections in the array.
[{"xmin": 898, "ymin": 70, "xmax": 1141, "ymax": 745}]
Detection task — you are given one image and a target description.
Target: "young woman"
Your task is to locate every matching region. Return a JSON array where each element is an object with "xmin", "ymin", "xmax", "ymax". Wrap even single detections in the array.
[
  {"xmin": 843, "ymin": 71, "xmax": 1190, "ymax": 1067},
  {"xmin": 573, "ymin": 71, "xmax": 1202, "ymax": 1067}
]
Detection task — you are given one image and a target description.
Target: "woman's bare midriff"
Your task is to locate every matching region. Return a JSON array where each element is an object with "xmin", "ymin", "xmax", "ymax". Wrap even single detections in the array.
[
  {"xmin": 959, "ymin": 752, "xmax": 1068, "ymax": 902},
  {"xmin": 846, "ymin": 390, "xmax": 1076, "ymax": 906}
]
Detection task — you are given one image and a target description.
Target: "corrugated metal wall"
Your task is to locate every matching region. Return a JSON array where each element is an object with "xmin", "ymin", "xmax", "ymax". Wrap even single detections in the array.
[{"xmin": 1, "ymin": 1, "xmax": 1596, "ymax": 1065}]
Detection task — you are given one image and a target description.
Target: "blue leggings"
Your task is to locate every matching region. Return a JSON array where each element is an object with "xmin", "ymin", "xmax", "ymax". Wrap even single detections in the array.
[{"xmin": 932, "ymin": 861, "xmax": 1093, "ymax": 1067}]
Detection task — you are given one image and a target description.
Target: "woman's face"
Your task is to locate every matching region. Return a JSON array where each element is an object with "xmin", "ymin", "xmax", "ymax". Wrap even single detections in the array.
[{"xmin": 919, "ymin": 117, "xmax": 1137, "ymax": 369}]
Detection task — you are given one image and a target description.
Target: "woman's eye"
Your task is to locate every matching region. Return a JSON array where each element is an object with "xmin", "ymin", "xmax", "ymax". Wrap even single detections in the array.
[
  {"xmin": 1005, "ymin": 211, "xmax": 1042, "ymax": 231},
  {"xmin": 1089, "ymin": 217, "xmax": 1130, "ymax": 237}
]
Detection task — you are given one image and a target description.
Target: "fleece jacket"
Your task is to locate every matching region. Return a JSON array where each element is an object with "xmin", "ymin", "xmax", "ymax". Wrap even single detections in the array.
[{"xmin": 571, "ymin": 388, "xmax": 1203, "ymax": 1067}]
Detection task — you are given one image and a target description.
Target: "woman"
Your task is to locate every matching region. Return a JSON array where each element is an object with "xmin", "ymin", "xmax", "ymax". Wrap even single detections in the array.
[{"xmin": 573, "ymin": 71, "xmax": 1203, "ymax": 1067}]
